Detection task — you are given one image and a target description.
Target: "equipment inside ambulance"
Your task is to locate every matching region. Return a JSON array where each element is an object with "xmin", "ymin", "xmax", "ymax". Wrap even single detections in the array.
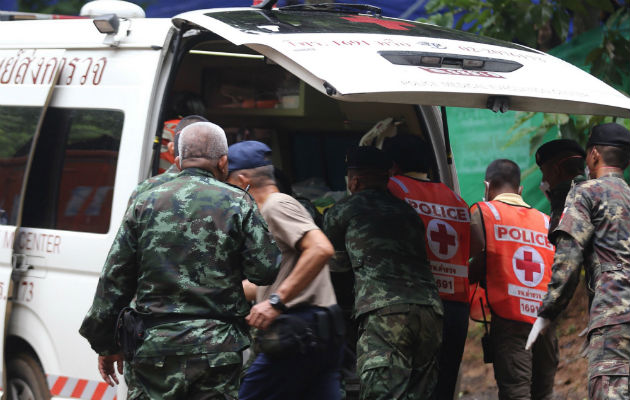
[{"xmin": 0, "ymin": 0, "xmax": 628, "ymax": 398}]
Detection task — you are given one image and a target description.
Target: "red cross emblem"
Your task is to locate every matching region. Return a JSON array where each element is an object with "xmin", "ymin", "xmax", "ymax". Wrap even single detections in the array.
[
  {"xmin": 515, "ymin": 251, "xmax": 541, "ymax": 282},
  {"xmin": 341, "ymin": 16, "xmax": 415, "ymax": 31},
  {"xmin": 426, "ymin": 219, "xmax": 458, "ymax": 260},
  {"xmin": 430, "ymin": 223, "xmax": 456, "ymax": 255},
  {"xmin": 512, "ymin": 246, "xmax": 545, "ymax": 287}
]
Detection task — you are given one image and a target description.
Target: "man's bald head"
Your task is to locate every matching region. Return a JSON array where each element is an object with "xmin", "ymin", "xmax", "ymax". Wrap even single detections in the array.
[
  {"xmin": 173, "ymin": 115, "xmax": 209, "ymax": 158},
  {"xmin": 179, "ymin": 122, "xmax": 228, "ymax": 161},
  {"xmin": 177, "ymin": 122, "xmax": 229, "ymax": 180}
]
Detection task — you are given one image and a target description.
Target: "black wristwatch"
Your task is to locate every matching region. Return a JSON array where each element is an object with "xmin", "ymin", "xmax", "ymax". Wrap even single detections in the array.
[{"xmin": 268, "ymin": 293, "xmax": 288, "ymax": 313}]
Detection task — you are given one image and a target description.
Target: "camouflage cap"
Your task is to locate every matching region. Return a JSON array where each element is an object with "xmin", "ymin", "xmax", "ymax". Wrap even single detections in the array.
[
  {"xmin": 346, "ymin": 146, "xmax": 392, "ymax": 170},
  {"xmin": 535, "ymin": 139, "xmax": 585, "ymax": 167},
  {"xmin": 586, "ymin": 123, "xmax": 630, "ymax": 149}
]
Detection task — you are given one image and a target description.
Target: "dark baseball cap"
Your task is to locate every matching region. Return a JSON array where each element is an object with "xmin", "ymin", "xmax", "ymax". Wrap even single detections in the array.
[
  {"xmin": 346, "ymin": 146, "xmax": 392, "ymax": 170},
  {"xmin": 535, "ymin": 139, "xmax": 585, "ymax": 167},
  {"xmin": 227, "ymin": 141, "xmax": 272, "ymax": 173},
  {"xmin": 586, "ymin": 123, "xmax": 630, "ymax": 149}
]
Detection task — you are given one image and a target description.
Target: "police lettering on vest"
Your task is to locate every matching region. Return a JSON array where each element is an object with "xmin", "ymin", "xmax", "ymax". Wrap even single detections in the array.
[
  {"xmin": 388, "ymin": 176, "xmax": 471, "ymax": 303},
  {"xmin": 473, "ymin": 201, "xmax": 554, "ymax": 324}
]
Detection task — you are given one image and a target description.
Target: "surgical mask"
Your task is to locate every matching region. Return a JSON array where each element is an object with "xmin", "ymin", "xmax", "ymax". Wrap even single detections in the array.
[
  {"xmin": 539, "ymin": 180, "xmax": 551, "ymax": 201},
  {"xmin": 482, "ymin": 180, "xmax": 489, "ymax": 202},
  {"xmin": 584, "ymin": 166, "xmax": 590, "ymax": 179}
]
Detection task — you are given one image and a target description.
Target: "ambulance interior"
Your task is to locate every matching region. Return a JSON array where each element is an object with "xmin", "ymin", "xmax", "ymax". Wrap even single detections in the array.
[{"xmin": 160, "ymin": 33, "xmax": 441, "ymax": 208}]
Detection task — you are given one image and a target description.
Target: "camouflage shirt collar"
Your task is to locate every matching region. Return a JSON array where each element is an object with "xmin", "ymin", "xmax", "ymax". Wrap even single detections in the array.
[{"xmin": 180, "ymin": 167, "xmax": 216, "ymax": 180}]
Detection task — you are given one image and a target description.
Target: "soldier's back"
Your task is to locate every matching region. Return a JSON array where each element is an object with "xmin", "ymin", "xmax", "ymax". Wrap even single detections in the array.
[{"xmin": 326, "ymin": 189, "xmax": 442, "ymax": 318}]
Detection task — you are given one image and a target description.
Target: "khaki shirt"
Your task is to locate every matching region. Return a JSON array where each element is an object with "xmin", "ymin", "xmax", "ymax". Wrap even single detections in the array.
[{"xmin": 257, "ymin": 192, "xmax": 337, "ymax": 308}]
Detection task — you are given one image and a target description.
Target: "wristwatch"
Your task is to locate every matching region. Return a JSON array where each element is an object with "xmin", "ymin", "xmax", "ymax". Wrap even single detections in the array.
[{"xmin": 268, "ymin": 293, "xmax": 288, "ymax": 313}]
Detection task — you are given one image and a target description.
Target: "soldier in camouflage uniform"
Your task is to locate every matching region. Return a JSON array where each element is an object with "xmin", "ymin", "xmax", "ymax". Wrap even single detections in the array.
[
  {"xmin": 323, "ymin": 146, "xmax": 443, "ymax": 400},
  {"xmin": 127, "ymin": 115, "xmax": 208, "ymax": 206},
  {"xmin": 79, "ymin": 122, "xmax": 280, "ymax": 400},
  {"xmin": 535, "ymin": 139, "xmax": 587, "ymax": 238},
  {"xmin": 530, "ymin": 123, "xmax": 630, "ymax": 400}
]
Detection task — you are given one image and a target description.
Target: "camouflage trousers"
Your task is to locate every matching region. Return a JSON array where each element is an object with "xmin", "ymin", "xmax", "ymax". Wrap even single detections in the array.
[
  {"xmin": 124, "ymin": 352, "xmax": 242, "ymax": 400},
  {"xmin": 587, "ymin": 323, "xmax": 630, "ymax": 400},
  {"xmin": 356, "ymin": 304, "xmax": 442, "ymax": 400}
]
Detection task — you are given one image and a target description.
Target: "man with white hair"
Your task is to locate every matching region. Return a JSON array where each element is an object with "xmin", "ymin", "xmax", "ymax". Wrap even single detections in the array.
[
  {"xmin": 127, "ymin": 115, "xmax": 209, "ymax": 205},
  {"xmin": 80, "ymin": 122, "xmax": 280, "ymax": 400}
]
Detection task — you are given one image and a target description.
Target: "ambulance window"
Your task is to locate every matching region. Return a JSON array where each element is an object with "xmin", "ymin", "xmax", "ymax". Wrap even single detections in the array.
[
  {"xmin": 22, "ymin": 108, "xmax": 124, "ymax": 234},
  {"xmin": 0, "ymin": 106, "xmax": 41, "ymax": 226}
]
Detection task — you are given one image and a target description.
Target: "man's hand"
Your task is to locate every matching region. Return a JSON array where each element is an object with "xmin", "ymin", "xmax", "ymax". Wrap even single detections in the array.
[
  {"xmin": 98, "ymin": 354, "xmax": 124, "ymax": 387},
  {"xmin": 525, "ymin": 317, "xmax": 551, "ymax": 350},
  {"xmin": 246, "ymin": 300, "xmax": 281, "ymax": 330}
]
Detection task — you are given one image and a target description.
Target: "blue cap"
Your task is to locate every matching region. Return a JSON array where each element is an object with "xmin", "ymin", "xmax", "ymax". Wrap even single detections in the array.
[{"xmin": 228, "ymin": 141, "xmax": 272, "ymax": 173}]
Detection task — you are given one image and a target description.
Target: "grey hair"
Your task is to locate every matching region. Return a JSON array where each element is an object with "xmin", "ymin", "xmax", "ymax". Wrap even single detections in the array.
[{"xmin": 178, "ymin": 122, "xmax": 228, "ymax": 161}]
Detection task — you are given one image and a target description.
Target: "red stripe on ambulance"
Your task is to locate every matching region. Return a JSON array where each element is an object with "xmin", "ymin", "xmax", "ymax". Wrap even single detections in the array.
[{"xmin": 47, "ymin": 375, "xmax": 117, "ymax": 400}]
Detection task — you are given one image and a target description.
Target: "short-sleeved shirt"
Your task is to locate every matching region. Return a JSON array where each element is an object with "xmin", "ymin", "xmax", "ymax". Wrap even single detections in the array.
[
  {"xmin": 256, "ymin": 192, "xmax": 337, "ymax": 308},
  {"xmin": 323, "ymin": 189, "xmax": 442, "ymax": 319},
  {"xmin": 549, "ymin": 173, "xmax": 630, "ymax": 330}
]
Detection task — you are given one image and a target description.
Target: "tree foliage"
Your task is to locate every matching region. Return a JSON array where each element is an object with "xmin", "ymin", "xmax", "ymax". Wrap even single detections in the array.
[
  {"xmin": 17, "ymin": 0, "xmax": 150, "ymax": 15},
  {"xmin": 424, "ymin": 0, "xmax": 630, "ymax": 147},
  {"xmin": 18, "ymin": 0, "xmax": 89, "ymax": 14}
]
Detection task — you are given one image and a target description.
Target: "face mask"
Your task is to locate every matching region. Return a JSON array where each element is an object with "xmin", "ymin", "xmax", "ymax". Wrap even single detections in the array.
[
  {"xmin": 482, "ymin": 181, "xmax": 490, "ymax": 202},
  {"xmin": 584, "ymin": 166, "xmax": 590, "ymax": 179},
  {"xmin": 539, "ymin": 180, "xmax": 551, "ymax": 201}
]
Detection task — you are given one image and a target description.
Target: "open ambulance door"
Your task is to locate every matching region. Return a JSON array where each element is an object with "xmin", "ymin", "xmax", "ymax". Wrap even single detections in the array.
[
  {"xmin": 173, "ymin": 8, "xmax": 630, "ymax": 118},
  {"xmin": 0, "ymin": 49, "xmax": 63, "ymax": 396}
]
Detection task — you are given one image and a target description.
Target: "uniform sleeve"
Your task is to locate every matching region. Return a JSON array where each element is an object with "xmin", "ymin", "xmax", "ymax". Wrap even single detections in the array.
[
  {"xmin": 240, "ymin": 203, "xmax": 281, "ymax": 286},
  {"xmin": 323, "ymin": 203, "xmax": 351, "ymax": 272},
  {"xmin": 468, "ymin": 204, "xmax": 486, "ymax": 285},
  {"xmin": 264, "ymin": 197, "xmax": 319, "ymax": 250},
  {"xmin": 79, "ymin": 207, "xmax": 140, "ymax": 355},
  {"xmin": 538, "ymin": 233, "xmax": 584, "ymax": 321},
  {"xmin": 552, "ymin": 184, "xmax": 595, "ymax": 247}
]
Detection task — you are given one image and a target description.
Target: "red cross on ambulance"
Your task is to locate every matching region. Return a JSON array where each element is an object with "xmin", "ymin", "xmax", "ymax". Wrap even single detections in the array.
[
  {"xmin": 511, "ymin": 246, "xmax": 545, "ymax": 288},
  {"xmin": 426, "ymin": 219, "xmax": 458, "ymax": 260}
]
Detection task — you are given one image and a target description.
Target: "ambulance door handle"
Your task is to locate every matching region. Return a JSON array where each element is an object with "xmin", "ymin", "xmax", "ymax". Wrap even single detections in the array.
[{"xmin": 11, "ymin": 254, "xmax": 26, "ymax": 270}]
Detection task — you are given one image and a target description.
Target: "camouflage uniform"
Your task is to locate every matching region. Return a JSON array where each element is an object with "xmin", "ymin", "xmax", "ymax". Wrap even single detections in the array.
[
  {"xmin": 547, "ymin": 175, "xmax": 586, "ymax": 242},
  {"xmin": 323, "ymin": 189, "xmax": 443, "ymax": 400},
  {"xmin": 80, "ymin": 167, "xmax": 280, "ymax": 400},
  {"xmin": 127, "ymin": 164, "xmax": 179, "ymax": 207},
  {"xmin": 538, "ymin": 172, "xmax": 630, "ymax": 400}
]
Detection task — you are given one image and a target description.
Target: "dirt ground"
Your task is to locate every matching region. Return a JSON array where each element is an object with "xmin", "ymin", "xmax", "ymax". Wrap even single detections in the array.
[{"xmin": 458, "ymin": 282, "xmax": 590, "ymax": 400}]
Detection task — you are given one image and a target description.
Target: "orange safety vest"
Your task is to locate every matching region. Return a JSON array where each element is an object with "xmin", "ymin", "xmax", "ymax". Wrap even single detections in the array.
[
  {"xmin": 472, "ymin": 201, "xmax": 554, "ymax": 324},
  {"xmin": 388, "ymin": 175, "xmax": 471, "ymax": 303},
  {"xmin": 159, "ymin": 119, "xmax": 180, "ymax": 173}
]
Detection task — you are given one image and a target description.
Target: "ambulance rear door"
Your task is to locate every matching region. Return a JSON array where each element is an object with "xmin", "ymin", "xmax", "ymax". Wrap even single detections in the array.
[
  {"xmin": 173, "ymin": 7, "xmax": 630, "ymax": 117},
  {"xmin": 0, "ymin": 48, "xmax": 64, "ymax": 394}
]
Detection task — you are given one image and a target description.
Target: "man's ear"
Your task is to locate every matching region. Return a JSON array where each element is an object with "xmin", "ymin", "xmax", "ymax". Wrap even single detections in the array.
[
  {"xmin": 348, "ymin": 175, "xmax": 359, "ymax": 193},
  {"xmin": 218, "ymin": 155, "xmax": 228, "ymax": 175},
  {"xmin": 237, "ymin": 173, "xmax": 250, "ymax": 189},
  {"xmin": 591, "ymin": 147, "xmax": 600, "ymax": 164},
  {"xmin": 175, "ymin": 156, "xmax": 182, "ymax": 171},
  {"xmin": 167, "ymin": 141, "xmax": 175, "ymax": 157},
  {"xmin": 518, "ymin": 185, "xmax": 523, "ymax": 196}
]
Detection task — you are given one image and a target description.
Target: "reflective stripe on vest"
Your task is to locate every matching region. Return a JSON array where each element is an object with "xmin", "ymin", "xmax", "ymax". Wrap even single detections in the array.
[
  {"xmin": 388, "ymin": 175, "xmax": 471, "ymax": 303},
  {"xmin": 478, "ymin": 201, "xmax": 554, "ymax": 324},
  {"xmin": 159, "ymin": 119, "xmax": 180, "ymax": 173}
]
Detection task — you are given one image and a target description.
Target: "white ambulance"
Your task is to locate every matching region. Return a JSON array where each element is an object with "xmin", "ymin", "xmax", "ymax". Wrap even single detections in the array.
[{"xmin": 0, "ymin": 0, "xmax": 628, "ymax": 398}]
